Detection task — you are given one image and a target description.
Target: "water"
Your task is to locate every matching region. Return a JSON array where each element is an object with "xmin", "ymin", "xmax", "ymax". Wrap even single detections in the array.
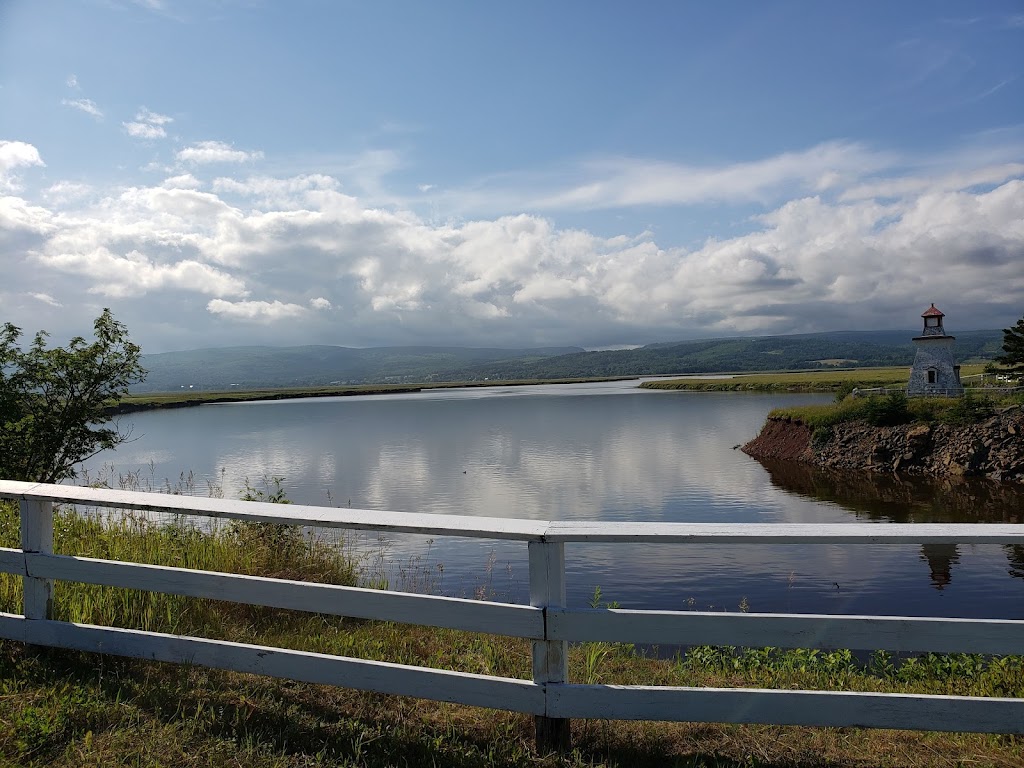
[{"xmin": 85, "ymin": 380, "xmax": 1024, "ymax": 617}]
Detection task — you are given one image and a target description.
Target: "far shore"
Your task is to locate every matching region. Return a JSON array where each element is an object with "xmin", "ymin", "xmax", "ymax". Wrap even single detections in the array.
[
  {"xmin": 110, "ymin": 376, "xmax": 642, "ymax": 414},
  {"xmin": 110, "ymin": 364, "xmax": 990, "ymax": 414}
]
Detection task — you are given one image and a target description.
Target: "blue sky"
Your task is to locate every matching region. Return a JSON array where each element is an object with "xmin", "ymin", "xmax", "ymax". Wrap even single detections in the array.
[{"xmin": 1, "ymin": 1, "xmax": 1022, "ymax": 352}]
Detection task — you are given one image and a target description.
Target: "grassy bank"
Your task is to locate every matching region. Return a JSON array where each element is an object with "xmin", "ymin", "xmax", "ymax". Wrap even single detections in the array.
[
  {"xmin": 1, "ymin": 497, "xmax": 1023, "ymax": 767},
  {"xmin": 641, "ymin": 365, "xmax": 988, "ymax": 393},
  {"xmin": 767, "ymin": 387, "xmax": 1024, "ymax": 432}
]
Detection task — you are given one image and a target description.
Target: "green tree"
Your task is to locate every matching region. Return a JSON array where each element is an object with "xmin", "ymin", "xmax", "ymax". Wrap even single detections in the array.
[
  {"xmin": 0, "ymin": 309, "xmax": 146, "ymax": 483},
  {"xmin": 993, "ymin": 314, "xmax": 1024, "ymax": 376}
]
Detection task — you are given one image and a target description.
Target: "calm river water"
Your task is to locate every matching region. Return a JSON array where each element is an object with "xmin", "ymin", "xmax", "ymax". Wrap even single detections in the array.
[{"xmin": 86, "ymin": 380, "xmax": 1024, "ymax": 618}]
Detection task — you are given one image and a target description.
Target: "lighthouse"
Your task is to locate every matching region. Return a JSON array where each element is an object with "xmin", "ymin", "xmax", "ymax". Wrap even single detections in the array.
[{"xmin": 907, "ymin": 304, "xmax": 963, "ymax": 396}]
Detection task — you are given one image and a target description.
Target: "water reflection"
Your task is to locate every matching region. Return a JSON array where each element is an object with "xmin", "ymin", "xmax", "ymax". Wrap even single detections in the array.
[
  {"xmin": 83, "ymin": 384, "xmax": 1024, "ymax": 616},
  {"xmin": 753, "ymin": 458, "xmax": 1024, "ymax": 591}
]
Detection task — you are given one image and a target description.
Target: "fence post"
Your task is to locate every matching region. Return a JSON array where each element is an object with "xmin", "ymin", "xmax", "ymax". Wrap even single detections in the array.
[
  {"xmin": 20, "ymin": 499, "xmax": 54, "ymax": 620},
  {"xmin": 529, "ymin": 540, "xmax": 570, "ymax": 754}
]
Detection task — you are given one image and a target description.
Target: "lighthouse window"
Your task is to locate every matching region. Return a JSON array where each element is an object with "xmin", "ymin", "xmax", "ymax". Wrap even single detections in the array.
[
  {"xmin": 925, "ymin": 317, "xmax": 939, "ymax": 327},
  {"xmin": 927, "ymin": 370, "xmax": 936, "ymax": 384}
]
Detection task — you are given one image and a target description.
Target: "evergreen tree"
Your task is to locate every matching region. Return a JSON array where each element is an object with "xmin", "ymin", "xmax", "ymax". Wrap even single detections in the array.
[{"xmin": 993, "ymin": 314, "xmax": 1024, "ymax": 376}]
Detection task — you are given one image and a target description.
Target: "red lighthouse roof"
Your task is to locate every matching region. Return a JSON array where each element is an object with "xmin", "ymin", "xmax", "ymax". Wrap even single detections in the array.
[{"xmin": 922, "ymin": 303, "xmax": 944, "ymax": 317}]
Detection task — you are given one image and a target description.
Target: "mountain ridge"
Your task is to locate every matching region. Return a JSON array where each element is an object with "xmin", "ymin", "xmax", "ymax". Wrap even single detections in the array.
[{"xmin": 132, "ymin": 330, "xmax": 1004, "ymax": 393}]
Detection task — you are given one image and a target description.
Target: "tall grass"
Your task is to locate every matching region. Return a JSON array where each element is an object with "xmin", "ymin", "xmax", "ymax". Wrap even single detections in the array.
[
  {"xmin": 2, "ymin": 482, "xmax": 1024, "ymax": 766},
  {"xmin": 770, "ymin": 389, "xmax": 1017, "ymax": 430}
]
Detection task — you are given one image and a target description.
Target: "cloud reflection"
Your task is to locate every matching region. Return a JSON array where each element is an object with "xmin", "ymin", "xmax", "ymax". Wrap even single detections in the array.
[{"xmin": 90, "ymin": 386, "xmax": 1023, "ymax": 616}]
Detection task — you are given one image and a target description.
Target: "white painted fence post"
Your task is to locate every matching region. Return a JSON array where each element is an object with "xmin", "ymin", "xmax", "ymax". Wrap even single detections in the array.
[
  {"xmin": 529, "ymin": 540, "xmax": 570, "ymax": 753},
  {"xmin": 20, "ymin": 499, "xmax": 54, "ymax": 620}
]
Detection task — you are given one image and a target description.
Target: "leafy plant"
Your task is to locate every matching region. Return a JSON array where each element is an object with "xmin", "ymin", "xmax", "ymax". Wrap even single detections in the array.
[{"xmin": 0, "ymin": 309, "xmax": 146, "ymax": 482}]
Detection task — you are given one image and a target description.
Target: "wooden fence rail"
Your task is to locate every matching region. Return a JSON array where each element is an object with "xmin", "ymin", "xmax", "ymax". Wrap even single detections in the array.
[{"xmin": 1, "ymin": 480, "xmax": 1024, "ymax": 751}]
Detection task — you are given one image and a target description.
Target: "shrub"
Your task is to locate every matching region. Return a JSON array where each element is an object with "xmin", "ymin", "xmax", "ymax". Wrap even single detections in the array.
[
  {"xmin": 940, "ymin": 390, "xmax": 995, "ymax": 425},
  {"xmin": 863, "ymin": 391, "xmax": 913, "ymax": 427}
]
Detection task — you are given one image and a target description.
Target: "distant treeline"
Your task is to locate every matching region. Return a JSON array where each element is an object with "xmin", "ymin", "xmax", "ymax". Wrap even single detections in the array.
[{"xmin": 133, "ymin": 330, "xmax": 1003, "ymax": 393}]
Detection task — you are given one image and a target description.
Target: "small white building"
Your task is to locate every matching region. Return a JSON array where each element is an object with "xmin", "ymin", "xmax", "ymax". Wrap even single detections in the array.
[{"xmin": 907, "ymin": 304, "xmax": 963, "ymax": 397}]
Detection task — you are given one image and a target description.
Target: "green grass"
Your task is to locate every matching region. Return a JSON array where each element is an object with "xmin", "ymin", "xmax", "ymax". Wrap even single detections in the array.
[
  {"xmin": 770, "ymin": 388, "xmax": 1024, "ymax": 431},
  {"xmin": 641, "ymin": 365, "xmax": 988, "ymax": 392},
  {"xmin": 1, "ymin": 495, "xmax": 1023, "ymax": 767}
]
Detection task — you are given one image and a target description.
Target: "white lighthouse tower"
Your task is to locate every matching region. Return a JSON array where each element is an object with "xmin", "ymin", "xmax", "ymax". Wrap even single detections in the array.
[{"xmin": 907, "ymin": 304, "xmax": 963, "ymax": 396}]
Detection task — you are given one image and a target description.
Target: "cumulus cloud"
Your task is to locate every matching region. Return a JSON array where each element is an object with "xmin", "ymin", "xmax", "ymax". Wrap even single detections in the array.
[
  {"xmin": 177, "ymin": 140, "xmax": 263, "ymax": 165},
  {"xmin": 62, "ymin": 98, "xmax": 103, "ymax": 119},
  {"xmin": 0, "ymin": 140, "xmax": 45, "ymax": 191},
  {"xmin": 1, "ymin": 138, "xmax": 1022, "ymax": 350},
  {"xmin": 36, "ymin": 248, "xmax": 248, "ymax": 298},
  {"xmin": 123, "ymin": 108, "xmax": 173, "ymax": 139},
  {"xmin": 208, "ymin": 299, "xmax": 307, "ymax": 321}
]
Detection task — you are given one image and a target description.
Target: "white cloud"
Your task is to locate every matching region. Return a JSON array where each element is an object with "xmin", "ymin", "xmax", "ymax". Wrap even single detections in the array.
[
  {"xmin": 212, "ymin": 174, "xmax": 336, "ymax": 208},
  {"xmin": 0, "ymin": 195, "xmax": 53, "ymax": 236},
  {"xmin": 161, "ymin": 174, "xmax": 202, "ymax": 190},
  {"xmin": 66, "ymin": 74, "xmax": 78, "ymax": 89},
  {"xmin": 28, "ymin": 292, "xmax": 62, "ymax": 307},
  {"xmin": 177, "ymin": 140, "xmax": 263, "ymax": 165},
  {"xmin": 62, "ymin": 98, "xmax": 103, "ymax": 119},
  {"xmin": 123, "ymin": 108, "xmax": 173, "ymax": 140},
  {"xmin": 124, "ymin": 122, "xmax": 166, "ymax": 139},
  {"xmin": 208, "ymin": 299, "xmax": 307, "ymax": 321},
  {"xmin": 2, "ymin": 139, "xmax": 1022, "ymax": 350},
  {"xmin": 43, "ymin": 181, "xmax": 93, "ymax": 205},
  {"xmin": 36, "ymin": 248, "xmax": 248, "ymax": 299},
  {"xmin": 449, "ymin": 141, "xmax": 894, "ymax": 214},
  {"xmin": 0, "ymin": 141, "xmax": 45, "ymax": 191},
  {"xmin": 840, "ymin": 163, "xmax": 1024, "ymax": 201}
]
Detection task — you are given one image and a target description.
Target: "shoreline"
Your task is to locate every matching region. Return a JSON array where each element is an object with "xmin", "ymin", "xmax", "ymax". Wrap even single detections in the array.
[
  {"xmin": 742, "ymin": 405, "xmax": 1024, "ymax": 484},
  {"xmin": 109, "ymin": 376, "xmax": 643, "ymax": 414}
]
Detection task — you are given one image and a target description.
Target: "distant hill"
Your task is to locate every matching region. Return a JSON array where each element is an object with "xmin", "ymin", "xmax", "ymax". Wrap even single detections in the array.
[
  {"xmin": 134, "ymin": 345, "xmax": 584, "ymax": 392},
  {"xmin": 449, "ymin": 329, "xmax": 1002, "ymax": 382},
  {"xmin": 133, "ymin": 330, "xmax": 1004, "ymax": 393}
]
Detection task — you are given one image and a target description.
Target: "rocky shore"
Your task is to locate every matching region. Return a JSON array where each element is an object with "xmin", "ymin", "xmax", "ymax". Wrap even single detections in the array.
[{"xmin": 742, "ymin": 404, "xmax": 1024, "ymax": 483}]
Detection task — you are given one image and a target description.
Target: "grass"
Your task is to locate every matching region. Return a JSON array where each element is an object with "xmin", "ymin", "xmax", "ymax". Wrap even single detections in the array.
[
  {"xmin": 1, "ymin": 489, "xmax": 1023, "ymax": 766},
  {"xmin": 640, "ymin": 365, "xmax": 988, "ymax": 393},
  {"xmin": 769, "ymin": 387, "xmax": 1024, "ymax": 431}
]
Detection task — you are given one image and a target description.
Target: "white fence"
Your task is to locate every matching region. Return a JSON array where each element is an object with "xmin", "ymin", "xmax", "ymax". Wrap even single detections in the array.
[{"xmin": 2, "ymin": 480, "xmax": 1024, "ymax": 751}]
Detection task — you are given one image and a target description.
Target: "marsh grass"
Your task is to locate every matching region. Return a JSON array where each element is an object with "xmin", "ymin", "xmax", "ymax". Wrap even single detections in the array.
[
  {"xmin": 642, "ymin": 365, "xmax": 989, "ymax": 393},
  {"xmin": 768, "ymin": 386, "xmax": 1023, "ymax": 432},
  {"xmin": 1, "ymin": 489, "xmax": 1023, "ymax": 766}
]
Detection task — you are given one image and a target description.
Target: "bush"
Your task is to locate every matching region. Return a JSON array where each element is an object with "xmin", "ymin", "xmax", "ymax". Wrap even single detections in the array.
[
  {"xmin": 940, "ymin": 391, "xmax": 995, "ymax": 425},
  {"xmin": 833, "ymin": 381, "xmax": 858, "ymax": 403},
  {"xmin": 863, "ymin": 391, "xmax": 913, "ymax": 427}
]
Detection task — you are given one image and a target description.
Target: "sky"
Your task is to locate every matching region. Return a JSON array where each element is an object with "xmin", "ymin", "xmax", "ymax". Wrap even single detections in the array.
[{"xmin": 1, "ymin": 1, "xmax": 1023, "ymax": 353}]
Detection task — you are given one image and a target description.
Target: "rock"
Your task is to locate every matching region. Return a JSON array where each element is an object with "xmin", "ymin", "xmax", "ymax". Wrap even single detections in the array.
[
  {"xmin": 907, "ymin": 424, "xmax": 931, "ymax": 440},
  {"xmin": 743, "ymin": 409, "xmax": 1024, "ymax": 484}
]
